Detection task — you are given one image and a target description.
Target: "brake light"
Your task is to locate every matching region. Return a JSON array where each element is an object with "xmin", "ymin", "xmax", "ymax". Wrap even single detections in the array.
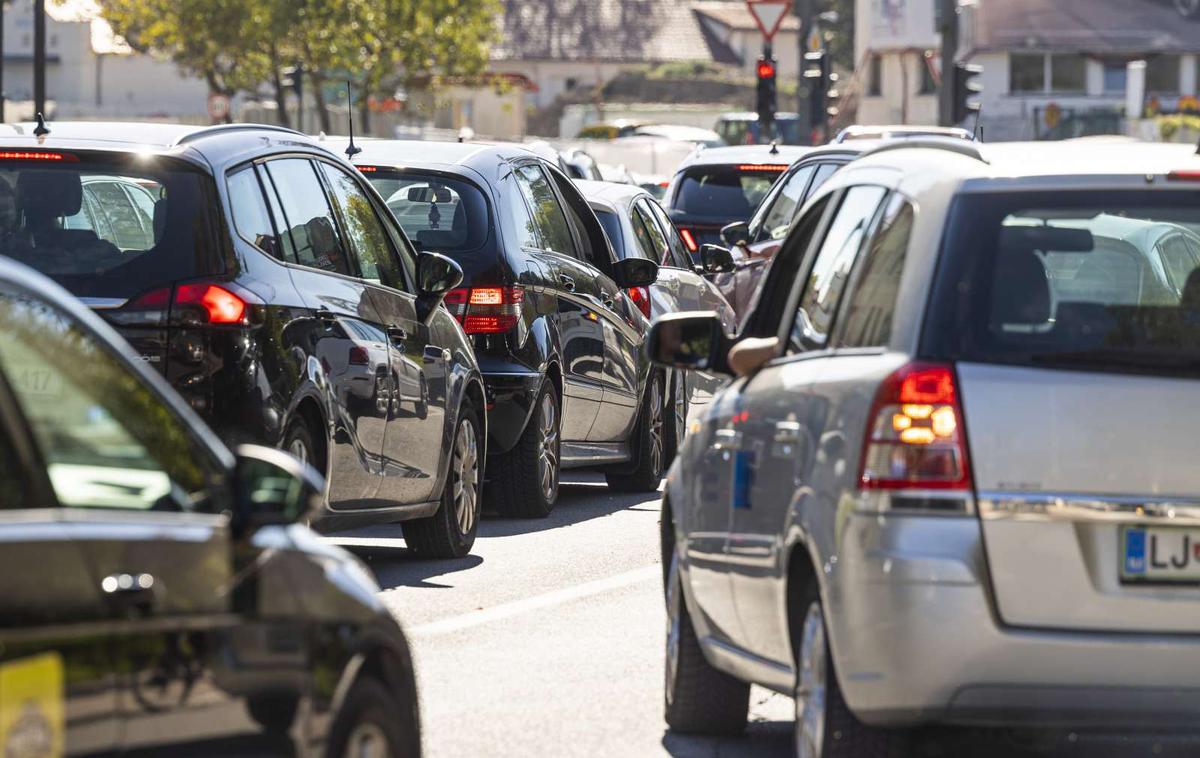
[
  {"xmin": 348, "ymin": 346, "xmax": 370, "ymax": 365},
  {"xmin": 126, "ymin": 282, "xmax": 251, "ymax": 325},
  {"xmin": 679, "ymin": 228, "xmax": 698, "ymax": 252},
  {"xmin": 356, "ymin": 165, "xmax": 379, "ymax": 173},
  {"xmin": 444, "ymin": 286, "xmax": 524, "ymax": 334},
  {"xmin": 859, "ymin": 363, "xmax": 971, "ymax": 491},
  {"xmin": 1167, "ymin": 169, "xmax": 1200, "ymax": 181},
  {"xmin": 628, "ymin": 286, "xmax": 651, "ymax": 318},
  {"xmin": 737, "ymin": 164, "xmax": 788, "ymax": 172},
  {"xmin": 0, "ymin": 151, "xmax": 78, "ymax": 162}
]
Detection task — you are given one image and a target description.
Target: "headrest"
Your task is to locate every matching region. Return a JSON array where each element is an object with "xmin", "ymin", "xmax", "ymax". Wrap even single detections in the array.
[
  {"xmin": 17, "ymin": 171, "xmax": 83, "ymax": 221},
  {"xmin": 991, "ymin": 250, "xmax": 1051, "ymax": 326}
]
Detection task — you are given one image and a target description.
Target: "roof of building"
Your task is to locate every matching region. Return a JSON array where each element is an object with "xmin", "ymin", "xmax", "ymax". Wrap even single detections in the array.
[{"xmin": 971, "ymin": 0, "xmax": 1200, "ymax": 54}]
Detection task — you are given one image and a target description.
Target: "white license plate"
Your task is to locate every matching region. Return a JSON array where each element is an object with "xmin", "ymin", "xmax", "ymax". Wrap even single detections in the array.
[{"xmin": 1121, "ymin": 526, "xmax": 1200, "ymax": 582}]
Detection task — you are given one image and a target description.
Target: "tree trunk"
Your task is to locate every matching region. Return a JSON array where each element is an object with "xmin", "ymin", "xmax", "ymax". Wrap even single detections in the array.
[
  {"xmin": 269, "ymin": 43, "xmax": 291, "ymax": 129},
  {"xmin": 310, "ymin": 71, "xmax": 332, "ymax": 134}
]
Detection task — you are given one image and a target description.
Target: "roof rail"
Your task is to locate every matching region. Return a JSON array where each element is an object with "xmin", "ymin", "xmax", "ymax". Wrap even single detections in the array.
[
  {"xmin": 172, "ymin": 123, "xmax": 305, "ymax": 147},
  {"xmin": 833, "ymin": 125, "xmax": 974, "ymax": 143},
  {"xmin": 858, "ymin": 137, "xmax": 988, "ymax": 164}
]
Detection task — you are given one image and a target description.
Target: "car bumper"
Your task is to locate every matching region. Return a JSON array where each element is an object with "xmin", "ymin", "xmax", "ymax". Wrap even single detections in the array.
[
  {"xmin": 829, "ymin": 512, "xmax": 1200, "ymax": 729},
  {"xmin": 481, "ymin": 370, "xmax": 542, "ymax": 455}
]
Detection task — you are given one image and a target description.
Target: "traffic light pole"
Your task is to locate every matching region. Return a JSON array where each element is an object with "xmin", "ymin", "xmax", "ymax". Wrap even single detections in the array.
[
  {"xmin": 33, "ymin": 0, "xmax": 45, "ymax": 119},
  {"xmin": 795, "ymin": 0, "xmax": 814, "ymax": 141},
  {"xmin": 937, "ymin": 0, "xmax": 957, "ymax": 127},
  {"xmin": 761, "ymin": 40, "xmax": 775, "ymax": 141}
]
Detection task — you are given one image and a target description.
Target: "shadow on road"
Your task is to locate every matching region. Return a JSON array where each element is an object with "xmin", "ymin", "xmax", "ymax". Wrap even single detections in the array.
[
  {"xmin": 661, "ymin": 721, "xmax": 791, "ymax": 758},
  {"xmin": 478, "ymin": 478, "xmax": 658, "ymax": 537}
]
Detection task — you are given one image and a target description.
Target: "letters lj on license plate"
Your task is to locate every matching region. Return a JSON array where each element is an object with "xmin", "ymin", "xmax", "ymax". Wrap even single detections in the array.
[{"xmin": 1122, "ymin": 526, "xmax": 1200, "ymax": 582}]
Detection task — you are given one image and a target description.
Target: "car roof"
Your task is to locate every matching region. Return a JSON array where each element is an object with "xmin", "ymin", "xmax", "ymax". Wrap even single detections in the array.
[
  {"xmin": 575, "ymin": 179, "xmax": 647, "ymax": 208},
  {"xmin": 321, "ymin": 137, "xmax": 540, "ymax": 175},
  {"xmin": 676, "ymin": 144, "xmax": 811, "ymax": 170},
  {"xmin": 717, "ymin": 112, "xmax": 801, "ymax": 121},
  {"xmin": 1057, "ymin": 213, "xmax": 1199, "ymax": 249},
  {"xmin": 833, "ymin": 124, "xmax": 974, "ymax": 143}
]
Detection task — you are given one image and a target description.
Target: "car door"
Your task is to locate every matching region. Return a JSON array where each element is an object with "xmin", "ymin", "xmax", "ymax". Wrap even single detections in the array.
[
  {"xmin": 727, "ymin": 185, "xmax": 890, "ymax": 664},
  {"xmin": 259, "ymin": 157, "xmax": 388, "ymax": 508},
  {"xmin": 0, "ymin": 280, "xmax": 312, "ymax": 755},
  {"xmin": 512, "ymin": 161, "xmax": 605, "ymax": 443},
  {"xmin": 317, "ymin": 159, "xmax": 446, "ymax": 505}
]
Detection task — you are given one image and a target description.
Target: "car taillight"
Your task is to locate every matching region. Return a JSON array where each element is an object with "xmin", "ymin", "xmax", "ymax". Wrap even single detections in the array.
[
  {"xmin": 444, "ymin": 285, "xmax": 524, "ymax": 334},
  {"xmin": 679, "ymin": 228, "xmax": 698, "ymax": 252},
  {"xmin": 628, "ymin": 286, "xmax": 651, "ymax": 318},
  {"xmin": 859, "ymin": 363, "xmax": 972, "ymax": 492},
  {"xmin": 348, "ymin": 346, "xmax": 370, "ymax": 365},
  {"xmin": 125, "ymin": 282, "xmax": 252, "ymax": 326}
]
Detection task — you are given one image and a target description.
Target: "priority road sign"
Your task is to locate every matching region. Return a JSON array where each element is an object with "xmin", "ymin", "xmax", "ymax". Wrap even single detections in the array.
[{"xmin": 746, "ymin": 0, "xmax": 792, "ymax": 42}]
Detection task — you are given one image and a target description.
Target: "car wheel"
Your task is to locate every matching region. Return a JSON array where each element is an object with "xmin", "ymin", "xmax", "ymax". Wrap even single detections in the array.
[
  {"xmin": 283, "ymin": 417, "xmax": 316, "ymax": 469},
  {"xmin": 401, "ymin": 403, "xmax": 482, "ymax": 558},
  {"xmin": 487, "ymin": 381, "xmax": 560, "ymax": 518},
  {"xmin": 663, "ymin": 372, "xmax": 687, "ymax": 468},
  {"xmin": 606, "ymin": 371, "xmax": 665, "ymax": 493},
  {"xmin": 793, "ymin": 580, "xmax": 909, "ymax": 758},
  {"xmin": 327, "ymin": 676, "xmax": 418, "ymax": 758},
  {"xmin": 664, "ymin": 549, "xmax": 750, "ymax": 734}
]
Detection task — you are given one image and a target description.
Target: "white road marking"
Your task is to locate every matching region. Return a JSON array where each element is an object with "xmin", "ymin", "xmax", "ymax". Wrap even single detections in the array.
[{"xmin": 409, "ymin": 564, "xmax": 660, "ymax": 637}]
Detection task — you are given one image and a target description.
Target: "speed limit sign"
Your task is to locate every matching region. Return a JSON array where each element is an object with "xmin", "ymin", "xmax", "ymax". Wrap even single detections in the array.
[{"xmin": 207, "ymin": 93, "xmax": 231, "ymax": 122}]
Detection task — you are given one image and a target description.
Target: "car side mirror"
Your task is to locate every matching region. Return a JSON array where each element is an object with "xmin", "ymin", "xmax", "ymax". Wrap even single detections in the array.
[
  {"xmin": 416, "ymin": 251, "xmax": 464, "ymax": 322},
  {"xmin": 720, "ymin": 221, "xmax": 749, "ymax": 247},
  {"xmin": 231, "ymin": 444, "xmax": 324, "ymax": 538},
  {"xmin": 700, "ymin": 244, "xmax": 736, "ymax": 275},
  {"xmin": 646, "ymin": 312, "xmax": 729, "ymax": 375},
  {"xmin": 611, "ymin": 257, "xmax": 659, "ymax": 288}
]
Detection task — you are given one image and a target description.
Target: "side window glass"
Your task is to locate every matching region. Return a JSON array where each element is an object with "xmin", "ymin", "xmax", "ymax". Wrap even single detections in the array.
[
  {"xmin": 646, "ymin": 200, "xmax": 692, "ymax": 269},
  {"xmin": 89, "ymin": 181, "xmax": 153, "ymax": 250},
  {"xmin": 1159, "ymin": 235, "xmax": 1200, "ymax": 293},
  {"xmin": 503, "ymin": 170, "xmax": 541, "ymax": 250},
  {"xmin": 264, "ymin": 159, "xmax": 351, "ymax": 276},
  {"xmin": 319, "ymin": 162, "xmax": 405, "ymax": 291},
  {"xmin": 789, "ymin": 186, "xmax": 887, "ymax": 352},
  {"xmin": 514, "ymin": 163, "xmax": 577, "ymax": 258},
  {"xmin": 805, "ymin": 163, "xmax": 840, "ymax": 202},
  {"xmin": 631, "ymin": 204, "xmax": 669, "ymax": 264},
  {"xmin": 836, "ymin": 194, "xmax": 914, "ymax": 349},
  {"xmin": 257, "ymin": 164, "xmax": 299, "ymax": 263},
  {"xmin": 757, "ymin": 165, "xmax": 815, "ymax": 242},
  {"xmin": 0, "ymin": 288, "xmax": 223, "ymax": 511},
  {"xmin": 125, "ymin": 183, "xmax": 158, "ymax": 223},
  {"xmin": 227, "ymin": 166, "xmax": 280, "ymax": 259}
]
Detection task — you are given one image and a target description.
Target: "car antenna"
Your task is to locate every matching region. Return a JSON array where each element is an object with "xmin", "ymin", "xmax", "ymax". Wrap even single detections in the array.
[
  {"xmin": 32, "ymin": 112, "xmax": 49, "ymax": 137},
  {"xmin": 972, "ymin": 106, "xmax": 984, "ymax": 142},
  {"xmin": 344, "ymin": 80, "xmax": 362, "ymax": 159},
  {"xmin": 769, "ymin": 139, "xmax": 779, "ymax": 155}
]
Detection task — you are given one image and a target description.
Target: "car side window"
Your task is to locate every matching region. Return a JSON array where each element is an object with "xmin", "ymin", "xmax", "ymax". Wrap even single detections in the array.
[
  {"xmin": 264, "ymin": 158, "xmax": 352, "ymax": 276},
  {"xmin": 835, "ymin": 194, "xmax": 914, "ymax": 349},
  {"xmin": 807, "ymin": 163, "xmax": 840, "ymax": 201},
  {"xmin": 257, "ymin": 164, "xmax": 300, "ymax": 262},
  {"xmin": 227, "ymin": 165, "xmax": 281, "ymax": 259},
  {"xmin": 744, "ymin": 194, "xmax": 833, "ymax": 338},
  {"xmin": 755, "ymin": 165, "xmax": 816, "ymax": 243},
  {"xmin": 0, "ymin": 286, "xmax": 224, "ymax": 511},
  {"xmin": 318, "ymin": 162, "xmax": 406, "ymax": 291},
  {"xmin": 514, "ymin": 163, "xmax": 577, "ymax": 258},
  {"xmin": 645, "ymin": 199, "xmax": 692, "ymax": 269},
  {"xmin": 631, "ymin": 203, "xmax": 670, "ymax": 265},
  {"xmin": 1158, "ymin": 234, "xmax": 1200, "ymax": 293},
  {"xmin": 789, "ymin": 185, "xmax": 888, "ymax": 353}
]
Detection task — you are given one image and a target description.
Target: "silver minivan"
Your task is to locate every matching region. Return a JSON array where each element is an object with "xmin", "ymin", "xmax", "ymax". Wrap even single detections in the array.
[{"xmin": 651, "ymin": 138, "xmax": 1200, "ymax": 757}]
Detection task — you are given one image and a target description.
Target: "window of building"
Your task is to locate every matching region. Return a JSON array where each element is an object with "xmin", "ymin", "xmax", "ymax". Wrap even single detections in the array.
[
  {"xmin": 1146, "ymin": 55, "xmax": 1181, "ymax": 93},
  {"xmin": 868, "ymin": 54, "xmax": 882, "ymax": 96},
  {"xmin": 1050, "ymin": 54, "xmax": 1086, "ymax": 92},
  {"xmin": 1103, "ymin": 61, "xmax": 1128, "ymax": 93},
  {"xmin": 918, "ymin": 52, "xmax": 937, "ymax": 94},
  {"xmin": 1010, "ymin": 53, "xmax": 1045, "ymax": 93}
]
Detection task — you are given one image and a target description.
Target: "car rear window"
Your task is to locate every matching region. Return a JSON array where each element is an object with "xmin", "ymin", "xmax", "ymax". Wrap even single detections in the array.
[
  {"xmin": 0, "ymin": 156, "xmax": 222, "ymax": 299},
  {"xmin": 924, "ymin": 190, "xmax": 1200, "ymax": 377},
  {"xmin": 673, "ymin": 165, "xmax": 782, "ymax": 218},
  {"xmin": 365, "ymin": 170, "xmax": 489, "ymax": 257}
]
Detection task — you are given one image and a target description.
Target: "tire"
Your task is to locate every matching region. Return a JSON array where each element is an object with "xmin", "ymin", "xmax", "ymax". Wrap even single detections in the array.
[
  {"xmin": 402, "ymin": 403, "xmax": 482, "ymax": 558},
  {"xmin": 487, "ymin": 381, "xmax": 560, "ymax": 518},
  {"xmin": 793, "ymin": 576, "xmax": 910, "ymax": 758},
  {"xmin": 663, "ymin": 371, "xmax": 687, "ymax": 469},
  {"xmin": 326, "ymin": 676, "xmax": 418, "ymax": 758},
  {"xmin": 606, "ymin": 371, "xmax": 666, "ymax": 493},
  {"xmin": 283, "ymin": 416, "xmax": 317, "ymax": 471},
  {"xmin": 664, "ymin": 549, "xmax": 750, "ymax": 735}
]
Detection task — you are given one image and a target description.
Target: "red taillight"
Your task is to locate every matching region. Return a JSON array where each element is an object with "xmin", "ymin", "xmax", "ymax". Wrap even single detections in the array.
[
  {"xmin": 628, "ymin": 286, "xmax": 651, "ymax": 318},
  {"xmin": 737, "ymin": 164, "xmax": 788, "ymax": 172},
  {"xmin": 859, "ymin": 363, "xmax": 971, "ymax": 491},
  {"xmin": 445, "ymin": 285, "xmax": 524, "ymax": 334},
  {"xmin": 679, "ymin": 228, "xmax": 698, "ymax": 252},
  {"xmin": 126, "ymin": 282, "xmax": 251, "ymax": 325},
  {"xmin": 0, "ymin": 150, "xmax": 78, "ymax": 162},
  {"xmin": 356, "ymin": 165, "xmax": 379, "ymax": 173},
  {"xmin": 1167, "ymin": 169, "xmax": 1200, "ymax": 182}
]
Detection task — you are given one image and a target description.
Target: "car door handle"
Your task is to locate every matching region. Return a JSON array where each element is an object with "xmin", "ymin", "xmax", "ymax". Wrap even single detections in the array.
[
  {"xmin": 102, "ymin": 572, "xmax": 157, "ymax": 612},
  {"xmin": 559, "ymin": 274, "xmax": 576, "ymax": 292},
  {"xmin": 387, "ymin": 326, "xmax": 408, "ymax": 342}
]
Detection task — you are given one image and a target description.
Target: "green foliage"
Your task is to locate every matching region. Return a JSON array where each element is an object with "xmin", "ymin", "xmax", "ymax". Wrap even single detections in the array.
[{"xmin": 1158, "ymin": 114, "xmax": 1200, "ymax": 143}]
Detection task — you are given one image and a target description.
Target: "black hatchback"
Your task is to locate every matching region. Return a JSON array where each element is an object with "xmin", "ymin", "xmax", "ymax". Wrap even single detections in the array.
[
  {"xmin": 0, "ymin": 256, "xmax": 419, "ymax": 757},
  {"xmin": 0, "ymin": 122, "xmax": 487, "ymax": 558},
  {"xmin": 328, "ymin": 139, "xmax": 662, "ymax": 517}
]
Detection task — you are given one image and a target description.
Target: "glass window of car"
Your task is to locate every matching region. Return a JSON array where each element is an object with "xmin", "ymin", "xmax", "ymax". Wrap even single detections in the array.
[
  {"xmin": 632, "ymin": 203, "xmax": 670, "ymax": 265},
  {"xmin": 789, "ymin": 185, "xmax": 888, "ymax": 352},
  {"xmin": 257, "ymin": 163, "xmax": 299, "ymax": 263},
  {"xmin": 595, "ymin": 208, "xmax": 625, "ymax": 257},
  {"xmin": 70, "ymin": 180, "xmax": 155, "ymax": 251},
  {"xmin": 1158, "ymin": 233, "xmax": 1200, "ymax": 293},
  {"xmin": 227, "ymin": 166, "xmax": 280, "ymax": 258},
  {"xmin": 264, "ymin": 159, "xmax": 351, "ymax": 276},
  {"xmin": 0, "ymin": 287, "xmax": 223, "ymax": 511},
  {"xmin": 836, "ymin": 194, "xmax": 913, "ymax": 349},
  {"xmin": 514, "ymin": 163, "xmax": 577, "ymax": 257},
  {"xmin": 365, "ymin": 171, "xmax": 489, "ymax": 264},
  {"xmin": 644, "ymin": 200, "xmax": 691, "ymax": 269},
  {"xmin": 755, "ymin": 165, "xmax": 816, "ymax": 243},
  {"xmin": 674, "ymin": 165, "xmax": 780, "ymax": 218},
  {"xmin": 319, "ymin": 162, "xmax": 405, "ymax": 291},
  {"xmin": 809, "ymin": 163, "xmax": 840, "ymax": 197},
  {"xmin": 744, "ymin": 194, "xmax": 833, "ymax": 337}
]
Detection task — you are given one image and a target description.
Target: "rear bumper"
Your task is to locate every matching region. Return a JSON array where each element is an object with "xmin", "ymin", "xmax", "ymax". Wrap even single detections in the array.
[
  {"xmin": 828, "ymin": 512, "xmax": 1200, "ymax": 729},
  {"xmin": 481, "ymin": 369, "xmax": 542, "ymax": 455}
]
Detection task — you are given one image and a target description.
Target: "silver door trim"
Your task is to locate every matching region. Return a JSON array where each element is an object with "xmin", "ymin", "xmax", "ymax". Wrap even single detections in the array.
[{"xmin": 979, "ymin": 492, "xmax": 1200, "ymax": 525}]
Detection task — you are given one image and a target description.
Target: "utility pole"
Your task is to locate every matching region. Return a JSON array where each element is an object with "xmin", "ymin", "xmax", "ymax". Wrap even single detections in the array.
[
  {"xmin": 33, "ymin": 0, "xmax": 45, "ymax": 119},
  {"xmin": 0, "ymin": 1, "xmax": 6, "ymax": 122},
  {"xmin": 795, "ymin": 0, "xmax": 814, "ymax": 141},
  {"xmin": 937, "ymin": 0, "xmax": 957, "ymax": 126}
]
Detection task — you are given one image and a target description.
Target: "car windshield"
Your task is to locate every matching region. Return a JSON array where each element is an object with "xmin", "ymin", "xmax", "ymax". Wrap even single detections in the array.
[
  {"xmin": 925, "ymin": 190, "xmax": 1200, "ymax": 377},
  {"xmin": 365, "ymin": 170, "xmax": 489, "ymax": 258},
  {"xmin": 673, "ymin": 165, "xmax": 782, "ymax": 218},
  {"xmin": 0, "ymin": 156, "xmax": 221, "ymax": 299}
]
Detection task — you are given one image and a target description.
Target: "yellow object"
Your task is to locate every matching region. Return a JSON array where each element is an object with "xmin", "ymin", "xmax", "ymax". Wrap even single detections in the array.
[
  {"xmin": 899, "ymin": 427, "xmax": 936, "ymax": 445},
  {"xmin": 931, "ymin": 407, "xmax": 957, "ymax": 438},
  {"xmin": 0, "ymin": 653, "xmax": 65, "ymax": 758}
]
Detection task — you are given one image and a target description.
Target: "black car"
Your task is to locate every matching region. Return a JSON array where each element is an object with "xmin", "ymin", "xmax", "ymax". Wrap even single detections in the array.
[
  {"xmin": 0, "ymin": 256, "xmax": 419, "ymax": 757},
  {"xmin": 327, "ymin": 139, "xmax": 662, "ymax": 517},
  {"xmin": 0, "ymin": 122, "xmax": 487, "ymax": 557}
]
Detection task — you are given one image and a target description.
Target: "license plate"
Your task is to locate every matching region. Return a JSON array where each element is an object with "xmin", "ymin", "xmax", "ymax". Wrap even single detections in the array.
[{"xmin": 1121, "ymin": 526, "xmax": 1200, "ymax": 582}]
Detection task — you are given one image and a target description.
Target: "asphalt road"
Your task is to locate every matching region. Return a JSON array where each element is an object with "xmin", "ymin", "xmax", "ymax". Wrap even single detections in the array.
[{"xmin": 329, "ymin": 473, "xmax": 1200, "ymax": 758}]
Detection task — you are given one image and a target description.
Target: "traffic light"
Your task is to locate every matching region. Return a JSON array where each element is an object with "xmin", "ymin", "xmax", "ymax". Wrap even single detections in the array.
[
  {"xmin": 804, "ymin": 51, "xmax": 839, "ymax": 142},
  {"xmin": 756, "ymin": 55, "xmax": 777, "ymax": 139},
  {"xmin": 951, "ymin": 62, "xmax": 983, "ymax": 124}
]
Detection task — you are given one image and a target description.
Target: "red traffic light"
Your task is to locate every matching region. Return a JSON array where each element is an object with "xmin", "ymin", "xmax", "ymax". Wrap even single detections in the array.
[{"xmin": 757, "ymin": 59, "xmax": 776, "ymax": 79}]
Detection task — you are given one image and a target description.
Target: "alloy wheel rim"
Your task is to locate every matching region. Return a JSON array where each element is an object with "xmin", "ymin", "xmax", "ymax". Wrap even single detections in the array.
[
  {"xmin": 673, "ymin": 379, "xmax": 686, "ymax": 449},
  {"xmin": 648, "ymin": 378, "xmax": 664, "ymax": 478},
  {"xmin": 664, "ymin": 552, "xmax": 682, "ymax": 707},
  {"xmin": 343, "ymin": 721, "xmax": 389, "ymax": 758},
  {"xmin": 536, "ymin": 393, "xmax": 559, "ymax": 501},
  {"xmin": 453, "ymin": 418, "xmax": 479, "ymax": 534},
  {"xmin": 288, "ymin": 437, "xmax": 309, "ymax": 466},
  {"xmin": 795, "ymin": 601, "xmax": 827, "ymax": 758}
]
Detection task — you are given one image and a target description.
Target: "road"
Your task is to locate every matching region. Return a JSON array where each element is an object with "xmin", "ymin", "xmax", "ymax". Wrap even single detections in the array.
[{"xmin": 330, "ymin": 474, "xmax": 1197, "ymax": 758}]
